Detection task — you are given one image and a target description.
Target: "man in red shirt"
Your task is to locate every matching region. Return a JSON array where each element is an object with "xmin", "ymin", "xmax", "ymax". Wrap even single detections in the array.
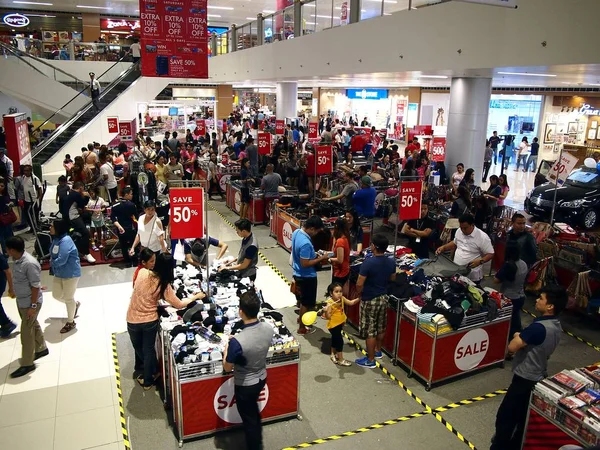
[{"xmin": 405, "ymin": 137, "xmax": 421, "ymax": 154}]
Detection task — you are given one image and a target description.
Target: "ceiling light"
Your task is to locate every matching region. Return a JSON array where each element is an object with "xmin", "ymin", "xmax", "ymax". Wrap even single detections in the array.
[
  {"xmin": 497, "ymin": 71, "xmax": 556, "ymax": 77},
  {"xmin": 24, "ymin": 13, "xmax": 56, "ymax": 17},
  {"xmin": 329, "ymin": 77, "xmax": 348, "ymax": 80},
  {"xmin": 263, "ymin": 10, "xmax": 275, "ymax": 14},
  {"xmin": 76, "ymin": 5, "xmax": 112, "ymax": 9},
  {"xmin": 335, "ymin": 6, "xmax": 366, "ymax": 11},
  {"xmin": 304, "ymin": 3, "xmax": 315, "ymax": 6},
  {"xmin": 13, "ymin": 1, "xmax": 52, "ymax": 4},
  {"xmin": 208, "ymin": 6, "xmax": 234, "ymax": 10},
  {"xmin": 366, "ymin": 0, "xmax": 397, "ymax": 3},
  {"xmin": 316, "ymin": 15, "xmax": 333, "ymax": 19},
  {"xmin": 245, "ymin": 17, "xmax": 256, "ymax": 20},
  {"xmin": 420, "ymin": 75, "xmax": 449, "ymax": 79},
  {"xmin": 207, "ymin": 14, "xmax": 221, "ymax": 18}
]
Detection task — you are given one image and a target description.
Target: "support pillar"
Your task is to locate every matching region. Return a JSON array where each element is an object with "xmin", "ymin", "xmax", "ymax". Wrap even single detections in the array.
[
  {"xmin": 210, "ymin": 33, "xmax": 218, "ymax": 57},
  {"xmin": 276, "ymin": 82, "xmax": 298, "ymax": 120},
  {"xmin": 446, "ymin": 77, "xmax": 492, "ymax": 180},
  {"xmin": 82, "ymin": 13, "xmax": 100, "ymax": 42},
  {"xmin": 230, "ymin": 25, "xmax": 237, "ymax": 52},
  {"xmin": 256, "ymin": 14, "xmax": 264, "ymax": 46},
  {"xmin": 349, "ymin": 0, "xmax": 361, "ymax": 24},
  {"xmin": 217, "ymin": 85, "xmax": 234, "ymax": 119},
  {"xmin": 294, "ymin": 0, "xmax": 303, "ymax": 38}
]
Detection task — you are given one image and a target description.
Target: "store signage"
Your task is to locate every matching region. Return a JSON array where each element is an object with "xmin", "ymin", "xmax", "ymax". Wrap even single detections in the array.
[
  {"xmin": 118, "ymin": 121, "xmax": 133, "ymax": 141},
  {"xmin": 169, "ymin": 187, "xmax": 204, "ymax": 239},
  {"xmin": 454, "ymin": 0, "xmax": 517, "ymax": 8},
  {"xmin": 398, "ymin": 181, "xmax": 423, "ymax": 221},
  {"xmin": 196, "ymin": 119, "xmax": 206, "ymax": 136},
  {"xmin": 233, "ymin": 189, "xmax": 241, "ymax": 213},
  {"xmin": 316, "ymin": 145, "xmax": 333, "ymax": 175},
  {"xmin": 346, "ymin": 89, "xmax": 389, "ymax": 101},
  {"xmin": 489, "ymin": 100, "xmax": 519, "ymax": 110},
  {"xmin": 100, "ymin": 19, "xmax": 140, "ymax": 32},
  {"xmin": 140, "ymin": 0, "xmax": 208, "ymax": 79},
  {"xmin": 214, "ymin": 377, "xmax": 269, "ymax": 424},
  {"xmin": 340, "ymin": 1, "xmax": 349, "ymax": 25},
  {"xmin": 548, "ymin": 152, "xmax": 578, "ymax": 186},
  {"xmin": 3, "ymin": 113, "xmax": 31, "ymax": 166},
  {"xmin": 107, "ymin": 117, "xmax": 118, "ymax": 133},
  {"xmin": 258, "ymin": 132, "xmax": 271, "ymax": 155},
  {"xmin": 275, "ymin": 120, "xmax": 285, "ymax": 135},
  {"xmin": 3, "ymin": 14, "xmax": 29, "ymax": 28},
  {"xmin": 282, "ymin": 222, "xmax": 293, "ymax": 249},
  {"xmin": 431, "ymin": 137, "xmax": 446, "ymax": 162},
  {"xmin": 454, "ymin": 329, "xmax": 489, "ymax": 371},
  {"xmin": 580, "ymin": 104, "xmax": 600, "ymax": 116},
  {"xmin": 219, "ymin": 174, "xmax": 230, "ymax": 192},
  {"xmin": 308, "ymin": 122, "xmax": 318, "ymax": 139},
  {"xmin": 406, "ymin": 103, "xmax": 419, "ymax": 128}
]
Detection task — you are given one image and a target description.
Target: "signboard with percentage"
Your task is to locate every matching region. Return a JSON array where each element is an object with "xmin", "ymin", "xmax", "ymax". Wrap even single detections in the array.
[
  {"xmin": 3, "ymin": 113, "xmax": 32, "ymax": 166},
  {"xmin": 399, "ymin": 181, "xmax": 423, "ymax": 221},
  {"xmin": 548, "ymin": 152, "xmax": 578, "ymax": 186},
  {"xmin": 107, "ymin": 117, "xmax": 118, "ymax": 134},
  {"xmin": 431, "ymin": 137, "xmax": 446, "ymax": 162},
  {"xmin": 316, "ymin": 145, "xmax": 333, "ymax": 175},
  {"xmin": 308, "ymin": 122, "xmax": 318, "ymax": 139},
  {"xmin": 169, "ymin": 187, "xmax": 204, "ymax": 239},
  {"xmin": 275, "ymin": 120, "xmax": 285, "ymax": 135},
  {"xmin": 119, "ymin": 121, "xmax": 133, "ymax": 142},
  {"xmin": 196, "ymin": 119, "xmax": 206, "ymax": 137},
  {"xmin": 258, "ymin": 132, "xmax": 271, "ymax": 156}
]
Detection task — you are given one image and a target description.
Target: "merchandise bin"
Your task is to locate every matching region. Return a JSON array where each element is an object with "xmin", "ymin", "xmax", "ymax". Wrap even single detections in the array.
[
  {"xmin": 225, "ymin": 181, "xmax": 266, "ymax": 224},
  {"xmin": 395, "ymin": 306, "xmax": 512, "ymax": 390},
  {"xmin": 523, "ymin": 391, "xmax": 600, "ymax": 448}
]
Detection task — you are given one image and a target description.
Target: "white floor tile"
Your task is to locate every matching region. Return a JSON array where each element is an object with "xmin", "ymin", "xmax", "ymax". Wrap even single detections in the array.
[
  {"xmin": 0, "ymin": 346, "xmax": 16, "ymax": 367},
  {"xmin": 0, "ymin": 417, "xmax": 55, "ymax": 450},
  {"xmin": 56, "ymin": 376, "xmax": 114, "ymax": 417},
  {"xmin": 87, "ymin": 442, "xmax": 123, "ymax": 450},
  {"xmin": 54, "ymin": 406, "xmax": 118, "ymax": 450},
  {"xmin": 3, "ymin": 360, "xmax": 60, "ymax": 395},
  {"xmin": 0, "ymin": 386, "xmax": 58, "ymax": 427},
  {"xmin": 0, "ymin": 367, "xmax": 9, "ymax": 395},
  {"xmin": 58, "ymin": 353, "xmax": 112, "ymax": 385}
]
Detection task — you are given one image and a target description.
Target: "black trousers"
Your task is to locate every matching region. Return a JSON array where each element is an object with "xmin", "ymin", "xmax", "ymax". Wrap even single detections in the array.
[
  {"xmin": 329, "ymin": 323, "xmax": 344, "ymax": 352},
  {"xmin": 332, "ymin": 274, "xmax": 349, "ymax": 286},
  {"xmin": 108, "ymin": 187, "xmax": 118, "ymax": 204},
  {"xmin": 0, "ymin": 278, "xmax": 11, "ymax": 328},
  {"xmin": 482, "ymin": 161, "xmax": 491, "ymax": 182},
  {"xmin": 235, "ymin": 379, "xmax": 266, "ymax": 450},
  {"xmin": 70, "ymin": 217, "xmax": 90, "ymax": 256},
  {"xmin": 509, "ymin": 297, "xmax": 525, "ymax": 339},
  {"xmin": 491, "ymin": 374, "xmax": 537, "ymax": 450},
  {"xmin": 127, "ymin": 320, "xmax": 159, "ymax": 386},
  {"xmin": 91, "ymin": 90, "xmax": 100, "ymax": 110},
  {"xmin": 119, "ymin": 227, "xmax": 137, "ymax": 264}
]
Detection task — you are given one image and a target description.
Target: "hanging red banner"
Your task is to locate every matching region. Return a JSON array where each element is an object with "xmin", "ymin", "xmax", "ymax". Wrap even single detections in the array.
[
  {"xmin": 308, "ymin": 122, "xmax": 318, "ymax": 139},
  {"xmin": 399, "ymin": 181, "xmax": 423, "ymax": 221},
  {"xmin": 275, "ymin": 120, "xmax": 285, "ymax": 135},
  {"xmin": 431, "ymin": 137, "xmax": 446, "ymax": 162},
  {"xmin": 107, "ymin": 117, "xmax": 118, "ymax": 133},
  {"xmin": 169, "ymin": 187, "xmax": 205, "ymax": 239},
  {"xmin": 196, "ymin": 119, "xmax": 206, "ymax": 137},
  {"xmin": 258, "ymin": 133, "xmax": 271, "ymax": 156},
  {"xmin": 140, "ymin": 0, "xmax": 208, "ymax": 78},
  {"xmin": 3, "ymin": 113, "xmax": 31, "ymax": 166},
  {"xmin": 316, "ymin": 145, "xmax": 333, "ymax": 175}
]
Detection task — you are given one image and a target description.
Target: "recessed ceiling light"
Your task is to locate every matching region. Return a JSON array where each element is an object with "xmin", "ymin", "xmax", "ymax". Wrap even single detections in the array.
[
  {"xmin": 13, "ymin": 1, "xmax": 52, "ymax": 5},
  {"xmin": 76, "ymin": 5, "xmax": 112, "ymax": 9},
  {"xmin": 263, "ymin": 10, "xmax": 275, "ymax": 14},
  {"xmin": 497, "ymin": 71, "xmax": 556, "ymax": 77},
  {"xmin": 245, "ymin": 17, "xmax": 256, "ymax": 20},
  {"xmin": 366, "ymin": 0, "xmax": 397, "ymax": 3},
  {"xmin": 207, "ymin": 14, "xmax": 221, "ymax": 18},
  {"xmin": 208, "ymin": 6, "xmax": 234, "ymax": 10},
  {"xmin": 24, "ymin": 13, "xmax": 56, "ymax": 17},
  {"xmin": 420, "ymin": 75, "xmax": 449, "ymax": 79}
]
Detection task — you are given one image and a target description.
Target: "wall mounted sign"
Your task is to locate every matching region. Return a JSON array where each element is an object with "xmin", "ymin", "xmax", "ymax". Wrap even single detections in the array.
[
  {"xmin": 3, "ymin": 13, "xmax": 30, "ymax": 28},
  {"xmin": 346, "ymin": 89, "xmax": 389, "ymax": 100},
  {"xmin": 100, "ymin": 19, "xmax": 140, "ymax": 32}
]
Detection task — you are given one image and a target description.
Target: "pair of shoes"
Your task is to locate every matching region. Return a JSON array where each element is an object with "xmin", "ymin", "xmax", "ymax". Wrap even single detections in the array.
[
  {"xmin": 355, "ymin": 357, "xmax": 376, "ymax": 368},
  {"xmin": 74, "ymin": 301, "xmax": 81, "ymax": 318},
  {"xmin": 297, "ymin": 327, "xmax": 316, "ymax": 335},
  {"xmin": 92, "ymin": 245, "xmax": 99, "ymax": 252},
  {"xmin": 13, "ymin": 226, "xmax": 30, "ymax": 236},
  {"xmin": 99, "ymin": 244, "xmax": 104, "ymax": 249},
  {"xmin": 84, "ymin": 254, "xmax": 96, "ymax": 264},
  {"xmin": 10, "ymin": 365, "xmax": 35, "ymax": 378},
  {"xmin": 374, "ymin": 351, "xmax": 383, "ymax": 360},
  {"xmin": 60, "ymin": 322, "xmax": 76, "ymax": 334},
  {"xmin": 337, "ymin": 359, "xmax": 352, "ymax": 367},
  {"xmin": 35, "ymin": 348, "xmax": 49, "ymax": 360},
  {"xmin": 0, "ymin": 322, "xmax": 17, "ymax": 338}
]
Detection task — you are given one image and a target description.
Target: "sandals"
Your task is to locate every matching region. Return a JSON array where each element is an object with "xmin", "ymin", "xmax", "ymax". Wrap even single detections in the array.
[
  {"xmin": 330, "ymin": 355, "xmax": 352, "ymax": 366},
  {"xmin": 330, "ymin": 355, "xmax": 338, "ymax": 364},
  {"xmin": 60, "ymin": 321, "xmax": 76, "ymax": 334},
  {"xmin": 137, "ymin": 373, "xmax": 160, "ymax": 390}
]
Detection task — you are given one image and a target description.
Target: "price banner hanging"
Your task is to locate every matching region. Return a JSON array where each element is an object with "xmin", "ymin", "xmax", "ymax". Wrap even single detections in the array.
[
  {"xmin": 431, "ymin": 137, "xmax": 446, "ymax": 162},
  {"xmin": 258, "ymin": 132, "xmax": 271, "ymax": 156},
  {"xmin": 196, "ymin": 119, "xmax": 206, "ymax": 136},
  {"xmin": 548, "ymin": 152, "xmax": 577, "ymax": 186},
  {"xmin": 119, "ymin": 121, "xmax": 133, "ymax": 142},
  {"xmin": 169, "ymin": 187, "xmax": 204, "ymax": 239},
  {"xmin": 316, "ymin": 145, "xmax": 333, "ymax": 175},
  {"xmin": 107, "ymin": 117, "xmax": 119, "ymax": 133},
  {"xmin": 308, "ymin": 122, "xmax": 318, "ymax": 139},
  {"xmin": 275, "ymin": 120, "xmax": 285, "ymax": 135},
  {"xmin": 399, "ymin": 181, "xmax": 423, "ymax": 221}
]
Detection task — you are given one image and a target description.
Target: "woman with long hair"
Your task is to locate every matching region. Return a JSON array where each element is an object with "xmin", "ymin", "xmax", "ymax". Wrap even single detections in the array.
[
  {"xmin": 494, "ymin": 242, "xmax": 528, "ymax": 338},
  {"xmin": 130, "ymin": 200, "xmax": 167, "ymax": 257},
  {"xmin": 345, "ymin": 209, "xmax": 363, "ymax": 253},
  {"xmin": 329, "ymin": 218, "xmax": 351, "ymax": 286},
  {"xmin": 459, "ymin": 168, "xmax": 475, "ymax": 191},
  {"xmin": 497, "ymin": 174, "xmax": 510, "ymax": 215},
  {"xmin": 401, "ymin": 159, "xmax": 418, "ymax": 179},
  {"xmin": 451, "ymin": 186, "xmax": 472, "ymax": 217},
  {"xmin": 127, "ymin": 253, "xmax": 205, "ymax": 389},
  {"xmin": 451, "ymin": 163, "xmax": 465, "ymax": 192}
]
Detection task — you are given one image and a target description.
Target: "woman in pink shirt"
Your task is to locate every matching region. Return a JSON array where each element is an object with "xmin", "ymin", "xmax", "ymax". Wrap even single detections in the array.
[{"xmin": 127, "ymin": 253, "xmax": 205, "ymax": 389}]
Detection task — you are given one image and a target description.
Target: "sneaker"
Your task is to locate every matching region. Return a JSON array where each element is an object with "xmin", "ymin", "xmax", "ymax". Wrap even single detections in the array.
[
  {"xmin": 13, "ymin": 226, "xmax": 30, "ymax": 236},
  {"xmin": 92, "ymin": 245, "xmax": 99, "ymax": 252},
  {"xmin": 374, "ymin": 351, "xmax": 383, "ymax": 360},
  {"xmin": 34, "ymin": 348, "xmax": 49, "ymax": 360},
  {"xmin": 297, "ymin": 327, "xmax": 316, "ymax": 335},
  {"xmin": 60, "ymin": 321, "xmax": 76, "ymax": 334},
  {"xmin": 74, "ymin": 301, "xmax": 81, "ymax": 319},
  {"xmin": 0, "ymin": 322, "xmax": 17, "ymax": 338},
  {"xmin": 355, "ymin": 357, "xmax": 376, "ymax": 368},
  {"xmin": 84, "ymin": 254, "xmax": 96, "ymax": 264},
  {"xmin": 99, "ymin": 244, "xmax": 104, "ymax": 249}
]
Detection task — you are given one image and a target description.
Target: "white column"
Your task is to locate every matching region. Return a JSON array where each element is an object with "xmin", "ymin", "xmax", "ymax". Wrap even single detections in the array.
[
  {"xmin": 276, "ymin": 82, "xmax": 298, "ymax": 120},
  {"xmin": 446, "ymin": 78, "xmax": 492, "ymax": 180}
]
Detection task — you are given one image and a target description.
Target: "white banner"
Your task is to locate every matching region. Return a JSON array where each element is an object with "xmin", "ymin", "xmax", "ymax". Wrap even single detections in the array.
[
  {"xmin": 548, "ymin": 152, "xmax": 578, "ymax": 186},
  {"xmin": 454, "ymin": 0, "xmax": 517, "ymax": 8}
]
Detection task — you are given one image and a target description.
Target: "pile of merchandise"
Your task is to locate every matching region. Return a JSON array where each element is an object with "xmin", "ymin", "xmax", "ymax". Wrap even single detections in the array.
[{"xmin": 531, "ymin": 366, "xmax": 600, "ymax": 445}]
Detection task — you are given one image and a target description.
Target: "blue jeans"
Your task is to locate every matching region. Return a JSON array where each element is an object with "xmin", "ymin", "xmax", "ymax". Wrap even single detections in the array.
[
  {"xmin": 525, "ymin": 155, "xmax": 538, "ymax": 172},
  {"xmin": 0, "ymin": 278, "xmax": 10, "ymax": 327},
  {"xmin": 127, "ymin": 320, "xmax": 159, "ymax": 386}
]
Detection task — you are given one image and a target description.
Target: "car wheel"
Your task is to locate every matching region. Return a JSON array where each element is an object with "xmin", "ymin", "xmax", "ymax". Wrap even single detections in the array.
[{"xmin": 583, "ymin": 209, "xmax": 598, "ymax": 229}]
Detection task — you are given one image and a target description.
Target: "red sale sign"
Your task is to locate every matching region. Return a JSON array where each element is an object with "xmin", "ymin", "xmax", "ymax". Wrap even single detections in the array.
[
  {"xmin": 140, "ymin": 0, "xmax": 208, "ymax": 79},
  {"xmin": 258, "ymin": 133, "xmax": 271, "ymax": 156},
  {"xmin": 169, "ymin": 188, "xmax": 204, "ymax": 239},
  {"xmin": 196, "ymin": 119, "xmax": 206, "ymax": 137},
  {"xmin": 118, "ymin": 121, "xmax": 133, "ymax": 142},
  {"xmin": 275, "ymin": 120, "xmax": 285, "ymax": 135},
  {"xmin": 399, "ymin": 181, "xmax": 423, "ymax": 220},
  {"xmin": 107, "ymin": 117, "xmax": 118, "ymax": 133},
  {"xmin": 308, "ymin": 122, "xmax": 318, "ymax": 139},
  {"xmin": 3, "ymin": 113, "xmax": 32, "ymax": 166},
  {"xmin": 316, "ymin": 145, "xmax": 333, "ymax": 175},
  {"xmin": 431, "ymin": 137, "xmax": 446, "ymax": 162}
]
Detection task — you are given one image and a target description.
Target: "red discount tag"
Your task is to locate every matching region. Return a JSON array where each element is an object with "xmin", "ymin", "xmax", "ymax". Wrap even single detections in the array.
[
  {"xmin": 119, "ymin": 122, "xmax": 133, "ymax": 141},
  {"xmin": 258, "ymin": 132, "xmax": 271, "ymax": 155},
  {"xmin": 196, "ymin": 119, "xmax": 206, "ymax": 137},
  {"xmin": 308, "ymin": 122, "xmax": 318, "ymax": 139},
  {"xmin": 399, "ymin": 181, "xmax": 423, "ymax": 221},
  {"xmin": 107, "ymin": 117, "xmax": 118, "ymax": 133},
  {"xmin": 431, "ymin": 137, "xmax": 446, "ymax": 162},
  {"xmin": 316, "ymin": 145, "xmax": 333, "ymax": 175},
  {"xmin": 275, "ymin": 120, "xmax": 285, "ymax": 135},
  {"xmin": 169, "ymin": 188, "xmax": 204, "ymax": 240}
]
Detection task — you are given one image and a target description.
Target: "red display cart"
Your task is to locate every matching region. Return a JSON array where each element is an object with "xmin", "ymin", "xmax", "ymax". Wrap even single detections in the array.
[
  {"xmin": 271, "ymin": 207, "xmax": 301, "ymax": 252},
  {"xmin": 395, "ymin": 307, "xmax": 512, "ymax": 390},
  {"xmin": 225, "ymin": 181, "xmax": 266, "ymax": 225}
]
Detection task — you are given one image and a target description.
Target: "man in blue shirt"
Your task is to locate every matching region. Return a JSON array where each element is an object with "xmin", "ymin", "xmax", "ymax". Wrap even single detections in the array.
[
  {"xmin": 355, "ymin": 234, "xmax": 396, "ymax": 368},
  {"xmin": 292, "ymin": 126, "xmax": 300, "ymax": 145},
  {"xmin": 352, "ymin": 176, "xmax": 377, "ymax": 218},
  {"xmin": 291, "ymin": 216, "xmax": 329, "ymax": 335},
  {"xmin": 491, "ymin": 285, "xmax": 567, "ymax": 450}
]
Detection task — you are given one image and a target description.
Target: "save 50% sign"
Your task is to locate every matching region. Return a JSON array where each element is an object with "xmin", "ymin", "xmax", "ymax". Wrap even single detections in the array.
[
  {"xmin": 548, "ymin": 152, "xmax": 577, "ymax": 186},
  {"xmin": 399, "ymin": 181, "xmax": 423, "ymax": 220},
  {"xmin": 169, "ymin": 188, "xmax": 204, "ymax": 239}
]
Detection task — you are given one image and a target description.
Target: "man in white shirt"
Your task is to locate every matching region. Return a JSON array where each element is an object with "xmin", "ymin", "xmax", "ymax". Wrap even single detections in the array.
[
  {"xmin": 89, "ymin": 72, "xmax": 101, "ymax": 111},
  {"xmin": 436, "ymin": 214, "xmax": 494, "ymax": 282},
  {"xmin": 0, "ymin": 148, "xmax": 15, "ymax": 199},
  {"xmin": 14, "ymin": 165, "xmax": 42, "ymax": 233},
  {"xmin": 129, "ymin": 40, "xmax": 141, "ymax": 63},
  {"xmin": 100, "ymin": 154, "xmax": 118, "ymax": 203}
]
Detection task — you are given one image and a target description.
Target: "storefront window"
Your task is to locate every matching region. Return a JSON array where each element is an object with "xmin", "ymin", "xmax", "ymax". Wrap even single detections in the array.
[{"xmin": 486, "ymin": 94, "xmax": 543, "ymax": 143}]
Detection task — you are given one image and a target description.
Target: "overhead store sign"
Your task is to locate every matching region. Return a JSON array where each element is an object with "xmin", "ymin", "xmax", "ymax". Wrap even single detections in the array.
[
  {"xmin": 346, "ymin": 89, "xmax": 388, "ymax": 100},
  {"xmin": 3, "ymin": 13, "xmax": 29, "ymax": 28},
  {"xmin": 101, "ymin": 19, "xmax": 140, "ymax": 32},
  {"xmin": 454, "ymin": 0, "xmax": 517, "ymax": 7}
]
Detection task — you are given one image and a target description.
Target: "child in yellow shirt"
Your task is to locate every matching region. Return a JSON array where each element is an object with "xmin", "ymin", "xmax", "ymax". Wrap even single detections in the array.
[{"xmin": 325, "ymin": 282, "xmax": 359, "ymax": 366}]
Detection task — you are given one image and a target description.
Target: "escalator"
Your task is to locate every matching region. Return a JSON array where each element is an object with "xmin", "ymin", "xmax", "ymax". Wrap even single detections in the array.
[{"xmin": 32, "ymin": 59, "xmax": 141, "ymax": 166}]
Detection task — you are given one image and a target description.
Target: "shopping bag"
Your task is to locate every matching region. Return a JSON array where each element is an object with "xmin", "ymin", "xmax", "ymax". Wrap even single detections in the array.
[{"xmin": 173, "ymin": 241, "xmax": 186, "ymax": 262}]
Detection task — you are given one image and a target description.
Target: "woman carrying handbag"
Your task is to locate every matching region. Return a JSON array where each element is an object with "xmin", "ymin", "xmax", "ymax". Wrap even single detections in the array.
[{"xmin": 0, "ymin": 177, "xmax": 15, "ymax": 255}]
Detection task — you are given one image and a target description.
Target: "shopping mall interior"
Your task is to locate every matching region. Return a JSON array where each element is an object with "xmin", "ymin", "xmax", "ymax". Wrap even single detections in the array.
[{"xmin": 1, "ymin": 0, "xmax": 600, "ymax": 449}]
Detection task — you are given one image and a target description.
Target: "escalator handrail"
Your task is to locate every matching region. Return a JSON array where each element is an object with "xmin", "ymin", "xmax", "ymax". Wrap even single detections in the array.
[
  {"xmin": 31, "ymin": 53, "xmax": 136, "ymax": 137},
  {"xmin": 31, "ymin": 61, "xmax": 140, "ymax": 160}
]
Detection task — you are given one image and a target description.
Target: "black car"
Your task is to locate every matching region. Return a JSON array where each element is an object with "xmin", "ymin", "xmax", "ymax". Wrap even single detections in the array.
[{"xmin": 525, "ymin": 167, "xmax": 600, "ymax": 229}]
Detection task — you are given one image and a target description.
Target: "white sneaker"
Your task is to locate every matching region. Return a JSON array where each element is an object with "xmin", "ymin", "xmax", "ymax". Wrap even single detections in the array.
[
  {"xmin": 84, "ymin": 254, "xmax": 96, "ymax": 264},
  {"xmin": 13, "ymin": 226, "xmax": 30, "ymax": 236}
]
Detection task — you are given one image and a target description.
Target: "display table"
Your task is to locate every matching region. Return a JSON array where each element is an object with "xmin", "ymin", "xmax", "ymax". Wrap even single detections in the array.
[
  {"xmin": 225, "ymin": 181, "xmax": 266, "ymax": 225},
  {"xmin": 395, "ymin": 307, "xmax": 512, "ymax": 390}
]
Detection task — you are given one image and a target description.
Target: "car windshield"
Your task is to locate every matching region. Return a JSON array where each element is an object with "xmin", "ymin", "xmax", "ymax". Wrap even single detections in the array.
[{"xmin": 566, "ymin": 168, "xmax": 600, "ymax": 187}]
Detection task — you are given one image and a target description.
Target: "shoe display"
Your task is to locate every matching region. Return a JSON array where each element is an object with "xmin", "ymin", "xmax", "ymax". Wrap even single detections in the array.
[
  {"xmin": 75, "ymin": 301, "xmax": 81, "ymax": 318},
  {"xmin": 0, "ymin": 322, "xmax": 17, "ymax": 338},
  {"xmin": 85, "ymin": 254, "xmax": 96, "ymax": 264},
  {"xmin": 60, "ymin": 321, "xmax": 76, "ymax": 334},
  {"xmin": 374, "ymin": 351, "xmax": 383, "ymax": 359},
  {"xmin": 35, "ymin": 348, "xmax": 49, "ymax": 360},
  {"xmin": 10, "ymin": 365, "xmax": 36, "ymax": 378},
  {"xmin": 355, "ymin": 357, "xmax": 376, "ymax": 368}
]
